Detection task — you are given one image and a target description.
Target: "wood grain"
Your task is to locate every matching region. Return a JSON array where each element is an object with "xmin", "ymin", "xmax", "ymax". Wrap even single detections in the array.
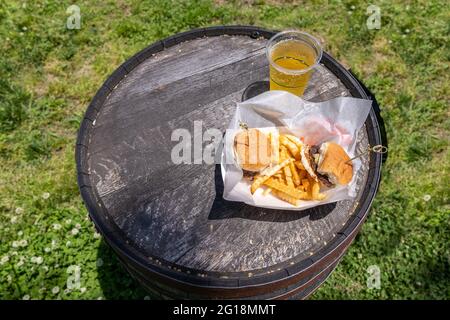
[{"xmin": 87, "ymin": 35, "xmax": 370, "ymax": 273}]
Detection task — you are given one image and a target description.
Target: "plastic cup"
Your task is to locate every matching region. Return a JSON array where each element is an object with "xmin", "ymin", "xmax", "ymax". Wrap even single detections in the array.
[{"xmin": 266, "ymin": 30, "xmax": 322, "ymax": 96}]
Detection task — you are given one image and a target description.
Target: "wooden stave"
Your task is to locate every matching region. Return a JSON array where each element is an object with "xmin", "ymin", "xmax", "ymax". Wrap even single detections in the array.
[{"xmin": 101, "ymin": 203, "xmax": 363, "ymax": 299}]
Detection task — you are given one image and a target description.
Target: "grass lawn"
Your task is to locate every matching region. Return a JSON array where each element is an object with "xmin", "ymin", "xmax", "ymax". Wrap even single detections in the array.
[{"xmin": 0, "ymin": 0, "xmax": 449, "ymax": 300}]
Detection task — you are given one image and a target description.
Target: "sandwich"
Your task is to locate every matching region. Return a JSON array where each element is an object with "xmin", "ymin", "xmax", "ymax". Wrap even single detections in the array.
[
  {"xmin": 232, "ymin": 128, "xmax": 352, "ymax": 205},
  {"xmin": 234, "ymin": 128, "xmax": 273, "ymax": 173},
  {"xmin": 300, "ymin": 142, "xmax": 353, "ymax": 187}
]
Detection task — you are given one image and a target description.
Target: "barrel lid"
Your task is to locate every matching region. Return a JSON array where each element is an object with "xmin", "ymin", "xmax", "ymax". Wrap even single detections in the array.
[{"xmin": 76, "ymin": 26, "xmax": 383, "ymax": 289}]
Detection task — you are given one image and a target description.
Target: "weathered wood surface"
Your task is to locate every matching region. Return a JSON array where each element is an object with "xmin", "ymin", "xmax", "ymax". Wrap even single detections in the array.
[{"xmin": 88, "ymin": 35, "xmax": 369, "ymax": 273}]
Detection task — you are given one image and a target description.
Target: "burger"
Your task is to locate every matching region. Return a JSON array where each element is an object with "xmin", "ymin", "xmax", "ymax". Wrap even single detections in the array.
[
  {"xmin": 234, "ymin": 128, "xmax": 274, "ymax": 173},
  {"xmin": 300, "ymin": 142, "xmax": 353, "ymax": 187}
]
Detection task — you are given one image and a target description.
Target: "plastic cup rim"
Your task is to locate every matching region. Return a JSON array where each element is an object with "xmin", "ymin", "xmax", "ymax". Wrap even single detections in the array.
[{"xmin": 266, "ymin": 30, "xmax": 323, "ymax": 75}]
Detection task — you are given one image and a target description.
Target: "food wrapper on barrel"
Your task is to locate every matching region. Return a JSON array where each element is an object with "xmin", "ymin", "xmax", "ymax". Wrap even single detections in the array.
[{"xmin": 220, "ymin": 90, "xmax": 372, "ymax": 210}]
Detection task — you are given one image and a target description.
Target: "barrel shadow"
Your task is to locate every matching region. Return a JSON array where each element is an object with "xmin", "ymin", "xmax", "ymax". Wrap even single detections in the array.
[
  {"xmin": 96, "ymin": 240, "xmax": 150, "ymax": 300},
  {"xmin": 208, "ymin": 164, "xmax": 335, "ymax": 222}
]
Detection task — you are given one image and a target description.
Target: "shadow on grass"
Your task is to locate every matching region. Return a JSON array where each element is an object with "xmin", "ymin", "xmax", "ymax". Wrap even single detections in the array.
[
  {"xmin": 96, "ymin": 240, "xmax": 150, "ymax": 300},
  {"xmin": 411, "ymin": 255, "xmax": 450, "ymax": 299},
  {"xmin": 408, "ymin": 223, "xmax": 450, "ymax": 299}
]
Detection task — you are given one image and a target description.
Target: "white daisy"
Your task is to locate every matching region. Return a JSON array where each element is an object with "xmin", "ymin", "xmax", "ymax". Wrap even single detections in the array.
[
  {"xmin": 44, "ymin": 247, "xmax": 51, "ymax": 253},
  {"xmin": 51, "ymin": 240, "xmax": 57, "ymax": 248},
  {"xmin": 96, "ymin": 258, "xmax": 104, "ymax": 267},
  {"xmin": 75, "ymin": 223, "xmax": 81, "ymax": 229},
  {"xmin": 0, "ymin": 256, "xmax": 9, "ymax": 265},
  {"xmin": 66, "ymin": 241, "xmax": 71, "ymax": 247},
  {"xmin": 23, "ymin": 295, "xmax": 30, "ymax": 300},
  {"xmin": 93, "ymin": 232, "xmax": 101, "ymax": 239},
  {"xmin": 42, "ymin": 192, "xmax": 50, "ymax": 199},
  {"xmin": 19, "ymin": 239, "xmax": 28, "ymax": 247},
  {"xmin": 18, "ymin": 231, "xmax": 23, "ymax": 236},
  {"xmin": 80, "ymin": 287, "xmax": 86, "ymax": 294},
  {"xmin": 15, "ymin": 207, "xmax": 24, "ymax": 214},
  {"xmin": 52, "ymin": 286, "xmax": 60, "ymax": 294},
  {"xmin": 10, "ymin": 216, "xmax": 17, "ymax": 224},
  {"xmin": 71, "ymin": 228, "xmax": 79, "ymax": 235},
  {"xmin": 65, "ymin": 219, "xmax": 72, "ymax": 225},
  {"xmin": 53, "ymin": 224, "xmax": 62, "ymax": 230},
  {"xmin": 12, "ymin": 241, "xmax": 19, "ymax": 248},
  {"xmin": 423, "ymin": 194, "xmax": 431, "ymax": 202}
]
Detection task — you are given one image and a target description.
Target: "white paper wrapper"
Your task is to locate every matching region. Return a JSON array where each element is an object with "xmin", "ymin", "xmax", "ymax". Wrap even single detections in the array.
[{"xmin": 221, "ymin": 90, "xmax": 372, "ymax": 211}]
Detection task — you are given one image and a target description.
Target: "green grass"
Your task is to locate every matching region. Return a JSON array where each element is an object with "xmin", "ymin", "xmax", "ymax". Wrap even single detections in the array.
[{"xmin": 0, "ymin": 0, "xmax": 449, "ymax": 300}]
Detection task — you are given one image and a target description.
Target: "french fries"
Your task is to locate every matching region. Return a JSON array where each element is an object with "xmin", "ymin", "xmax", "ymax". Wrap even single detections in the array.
[
  {"xmin": 264, "ymin": 177, "xmax": 309, "ymax": 199},
  {"xmin": 271, "ymin": 189, "xmax": 299, "ymax": 206},
  {"xmin": 284, "ymin": 134, "xmax": 303, "ymax": 150},
  {"xmin": 280, "ymin": 146, "xmax": 294, "ymax": 186},
  {"xmin": 250, "ymin": 158, "xmax": 293, "ymax": 194},
  {"xmin": 311, "ymin": 179, "xmax": 327, "ymax": 200},
  {"xmin": 294, "ymin": 160, "xmax": 305, "ymax": 171},
  {"xmin": 301, "ymin": 178, "xmax": 310, "ymax": 194},
  {"xmin": 290, "ymin": 160, "xmax": 301, "ymax": 186},
  {"xmin": 279, "ymin": 135, "xmax": 300, "ymax": 160},
  {"xmin": 246, "ymin": 132, "xmax": 327, "ymax": 205}
]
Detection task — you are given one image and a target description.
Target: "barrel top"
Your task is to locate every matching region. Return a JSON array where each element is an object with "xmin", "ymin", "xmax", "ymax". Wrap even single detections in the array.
[{"xmin": 83, "ymin": 31, "xmax": 372, "ymax": 277}]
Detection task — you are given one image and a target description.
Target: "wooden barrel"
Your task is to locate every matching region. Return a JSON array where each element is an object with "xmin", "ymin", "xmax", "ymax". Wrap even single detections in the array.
[{"xmin": 76, "ymin": 26, "xmax": 384, "ymax": 299}]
